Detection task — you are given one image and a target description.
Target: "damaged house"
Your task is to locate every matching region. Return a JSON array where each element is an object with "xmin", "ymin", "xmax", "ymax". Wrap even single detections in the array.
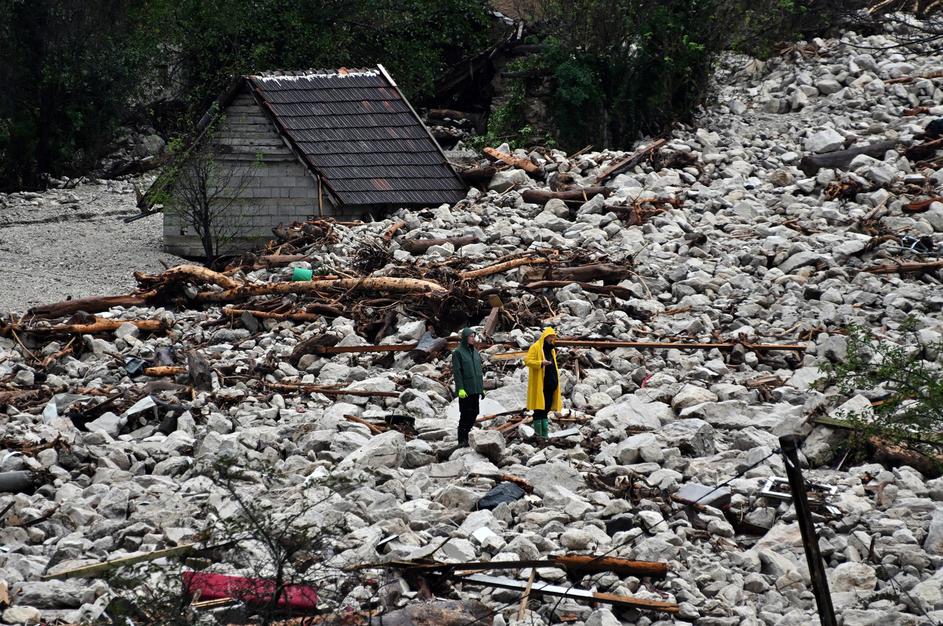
[{"xmin": 142, "ymin": 65, "xmax": 466, "ymax": 257}]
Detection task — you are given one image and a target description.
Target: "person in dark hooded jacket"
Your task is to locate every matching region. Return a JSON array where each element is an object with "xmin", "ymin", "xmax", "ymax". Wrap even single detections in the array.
[{"xmin": 452, "ymin": 327, "xmax": 484, "ymax": 446}]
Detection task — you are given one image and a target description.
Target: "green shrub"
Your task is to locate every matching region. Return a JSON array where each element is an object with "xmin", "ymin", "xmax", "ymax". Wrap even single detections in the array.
[{"xmin": 821, "ymin": 320, "xmax": 943, "ymax": 454}]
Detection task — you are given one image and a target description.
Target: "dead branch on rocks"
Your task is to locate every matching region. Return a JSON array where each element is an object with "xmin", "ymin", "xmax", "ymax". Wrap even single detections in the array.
[
  {"xmin": 595, "ymin": 139, "xmax": 667, "ymax": 183},
  {"xmin": 865, "ymin": 260, "xmax": 943, "ymax": 274},
  {"xmin": 799, "ymin": 140, "xmax": 899, "ymax": 176},
  {"xmin": 524, "ymin": 263, "xmax": 632, "ymax": 284},
  {"xmin": 28, "ymin": 292, "xmax": 158, "ymax": 318},
  {"xmin": 521, "ymin": 187, "xmax": 611, "ymax": 205},
  {"xmin": 459, "ymin": 256, "xmax": 555, "ymax": 280},
  {"xmin": 4, "ymin": 317, "xmax": 167, "ymax": 336},
  {"xmin": 195, "ymin": 276, "xmax": 448, "ymax": 303},
  {"xmin": 134, "ymin": 264, "xmax": 241, "ymax": 290}
]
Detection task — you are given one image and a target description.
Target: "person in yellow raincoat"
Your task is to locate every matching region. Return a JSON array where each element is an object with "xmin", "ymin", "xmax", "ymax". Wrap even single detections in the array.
[{"xmin": 525, "ymin": 327, "xmax": 562, "ymax": 437}]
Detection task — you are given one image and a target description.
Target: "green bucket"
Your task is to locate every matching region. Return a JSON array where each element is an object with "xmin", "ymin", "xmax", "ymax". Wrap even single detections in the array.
[{"xmin": 291, "ymin": 267, "xmax": 313, "ymax": 281}]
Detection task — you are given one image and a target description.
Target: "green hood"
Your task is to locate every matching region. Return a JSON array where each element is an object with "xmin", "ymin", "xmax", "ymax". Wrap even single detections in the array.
[{"xmin": 461, "ymin": 327, "xmax": 474, "ymax": 346}]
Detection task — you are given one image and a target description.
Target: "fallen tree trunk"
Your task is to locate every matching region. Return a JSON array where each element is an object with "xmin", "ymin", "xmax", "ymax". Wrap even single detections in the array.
[
  {"xmin": 400, "ymin": 235, "xmax": 479, "ymax": 255},
  {"xmin": 196, "ymin": 277, "xmax": 448, "ymax": 303},
  {"xmin": 28, "ymin": 291, "xmax": 157, "ymax": 318},
  {"xmin": 865, "ymin": 260, "xmax": 943, "ymax": 274},
  {"xmin": 460, "ymin": 256, "xmax": 553, "ymax": 280},
  {"xmin": 799, "ymin": 140, "xmax": 899, "ymax": 176},
  {"xmin": 14, "ymin": 317, "xmax": 166, "ymax": 336},
  {"xmin": 135, "ymin": 264, "xmax": 241, "ymax": 290},
  {"xmin": 521, "ymin": 187, "xmax": 611, "ymax": 205},
  {"xmin": 0, "ymin": 471, "xmax": 36, "ymax": 494},
  {"xmin": 595, "ymin": 139, "xmax": 667, "ymax": 183},
  {"xmin": 525, "ymin": 263, "xmax": 632, "ymax": 284},
  {"xmin": 483, "ymin": 147, "xmax": 539, "ymax": 174}
]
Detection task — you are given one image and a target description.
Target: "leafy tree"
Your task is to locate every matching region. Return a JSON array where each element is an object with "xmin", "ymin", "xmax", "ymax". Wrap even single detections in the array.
[
  {"xmin": 822, "ymin": 320, "xmax": 943, "ymax": 455},
  {"xmin": 0, "ymin": 0, "xmax": 149, "ymax": 190}
]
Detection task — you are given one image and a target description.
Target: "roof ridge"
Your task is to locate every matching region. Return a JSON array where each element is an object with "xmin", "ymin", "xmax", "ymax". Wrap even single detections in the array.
[{"xmin": 251, "ymin": 67, "xmax": 381, "ymax": 81}]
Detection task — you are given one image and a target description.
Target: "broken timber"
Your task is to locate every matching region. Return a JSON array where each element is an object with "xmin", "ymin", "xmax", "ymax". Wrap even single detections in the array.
[
  {"xmin": 521, "ymin": 187, "xmax": 610, "ymax": 205},
  {"xmin": 376, "ymin": 555, "xmax": 668, "ymax": 578},
  {"xmin": 461, "ymin": 574, "xmax": 679, "ymax": 614},
  {"xmin": 28, "ymin": 292, "xmax": 157, "ymax": 318},
  {"xmin": 865, "ymin": 259, "xmax": 943, "ymax": 274},
  {"xmin": 266, "ymin": 382, "xmax": 400, "ymax": 398},
  {"xmin": 483, "ymin": 147, "xmax": 540, "ymax": 174},
  {"xmin": 5, "ymin": 317, "xmax": 167, "ymax": 336},
  {"xmin": 799, "ymin": 140, "xmax": 899, "ymax": 176},
  {"xmin": 595, "ymin": 139, "xmax": 667, "ymax": 183},
  {"xmin": 196, "ymin": 276, "xmax": 447, "ymax": 302},
  {"xmin": 460, "ymin": 256, "xmax": 553, "ymax": 280}
]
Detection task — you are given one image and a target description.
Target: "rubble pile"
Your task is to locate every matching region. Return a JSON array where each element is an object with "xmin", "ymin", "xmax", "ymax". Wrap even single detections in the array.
[{"xmin": 3, "ymin": 17, "xmax": 943, "ymax": 626}]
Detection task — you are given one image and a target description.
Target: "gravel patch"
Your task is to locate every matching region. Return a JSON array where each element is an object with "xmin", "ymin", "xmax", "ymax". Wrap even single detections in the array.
[{"xmin": 0, "ymin": 177, "xmax": 186, "ymax": 315}]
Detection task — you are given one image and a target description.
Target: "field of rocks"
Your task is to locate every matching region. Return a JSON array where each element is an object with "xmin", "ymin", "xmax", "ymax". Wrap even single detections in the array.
[{"xmin": 2, "ymin": 16, "xmax": 943, "ymax": 626}]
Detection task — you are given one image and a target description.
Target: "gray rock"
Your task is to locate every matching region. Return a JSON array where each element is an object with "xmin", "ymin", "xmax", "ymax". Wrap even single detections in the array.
[
  {"xmin": 829, "ymin": 562, "xmax": 876, "ymax": 592},
  {"xmin": 2, "ymin": 606, "xmax": 41, "ymax": 625},
  {"xmin": 525, "ymin": 462, "xmax": 586, "ymax": 497},
  {"xmin": 585, "ymin": 608, "xmax": 621, "ymax": 626},
  {"xmin": 338, "ymin": 431, "xmax": 406, "ymax": 469},
  {"xmin": 469, "ymin": 430, "xmax": 506, "ymax": 462},
  {"xmin": 671, "ymin": 384, "xmax": 719, "ymax": 412},
  {"xmin": 925, "ymin": 507, "xmax": 943, "ymax": 555},
  {"xmin": 805, "ymin": 128, "xmax": 845, "ymax": 153},
  {"xmin": 85, "ymin": 411, "xmax": 122, "ymax": 437},
  {"xmin": 489, "ymin": 169, "xmax": 531, "ymax": 192},
  {"xmin": 12, "ymin": 580, "xmax": 88, "ymax": 608},
  {"xmin": 658, "ymin": 419, "xmax": 715, "ymax": 455}
]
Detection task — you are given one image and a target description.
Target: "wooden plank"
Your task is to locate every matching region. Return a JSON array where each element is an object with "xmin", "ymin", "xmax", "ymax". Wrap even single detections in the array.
[
  {"xmin": 44, "ymin": 543, "xmax": 199, "ymax": 579},
  {"xmin": 462, "ymin": 574, "xmax": 678, "ymax": 614}
]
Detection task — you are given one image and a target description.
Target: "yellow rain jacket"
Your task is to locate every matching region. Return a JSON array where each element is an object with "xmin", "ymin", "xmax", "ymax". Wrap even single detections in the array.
[{"xmin": 525, "ymin": 327, "xmax": 562, "ymax": 412}]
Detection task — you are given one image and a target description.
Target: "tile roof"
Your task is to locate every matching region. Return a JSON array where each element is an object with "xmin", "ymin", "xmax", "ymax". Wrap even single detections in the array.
[{"xmin": 246, "ymin": 67, "xmax": 466, "ymax": 208}]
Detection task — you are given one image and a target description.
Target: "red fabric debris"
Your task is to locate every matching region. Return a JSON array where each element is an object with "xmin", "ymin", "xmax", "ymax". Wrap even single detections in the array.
[{"xmin": 182, "ymin": 570, "xmax": 318, "ymax": 610}]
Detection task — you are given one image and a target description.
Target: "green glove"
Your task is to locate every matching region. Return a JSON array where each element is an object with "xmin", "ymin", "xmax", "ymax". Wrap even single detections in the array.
[
  {"xmin": 458, "ymin": 389, "xmax": 468, "ymax": 399},
  {"xmin": 481, "ymin": 390, "xmax": 486, "ymax": 398}
]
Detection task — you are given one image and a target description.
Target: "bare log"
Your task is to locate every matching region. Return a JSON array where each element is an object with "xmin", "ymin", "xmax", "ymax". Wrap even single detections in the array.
[
  {"xmin": 400, "ymin": 235, "xmax": 479, "ymax": 255},
  {"xmin": 28, "ymin": 292, "xmax": 157, "ymax": 318},
  {"xmin": 15, "ymin": 317, "xmax": 166, "ymax": 336},
  {"xmin": 483, "ymin": 147, "xmax": 539, "ymax": 174},
  {"xmin": 144, "ymin": 366, "xmax": 187, "ymax": 377},
  {"xmin": 223, "ymin": 307, "xmax": 320, "ymax": 322},
  {"xmin": 521, "ymin": 187, "xmax": 611, "ymax": 205},
  {"xmin": 865, "ymin": 260, "xmax": 943, "ymax": 274},
  {"xmin": 136, "ymin": 264, "xmax": 241, "ymax": 290},
  {"xmin": 383, "ymin": 220, "xmax": 407, "ymax": 242},
  {"xmin": 196, "ymin": 277, "xmax": 448, "ymax": 303},
  {"xmin": 344, "ymin": 414, "xmax": 387, "ymax": 435},
  {"xmin": 525, "ymin": 263, "xmax": 632, "ymax": 284},
  {"xmin": 460, "ymin": 256, "xmax": 554, "ymax": 280},
  {"xmin": 799, "ymin": 140, "xmax": 899, "ymax": 176},
  {"xmin": 595, "ymin": 139, "xmax": 667, "ymax": 183}
]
